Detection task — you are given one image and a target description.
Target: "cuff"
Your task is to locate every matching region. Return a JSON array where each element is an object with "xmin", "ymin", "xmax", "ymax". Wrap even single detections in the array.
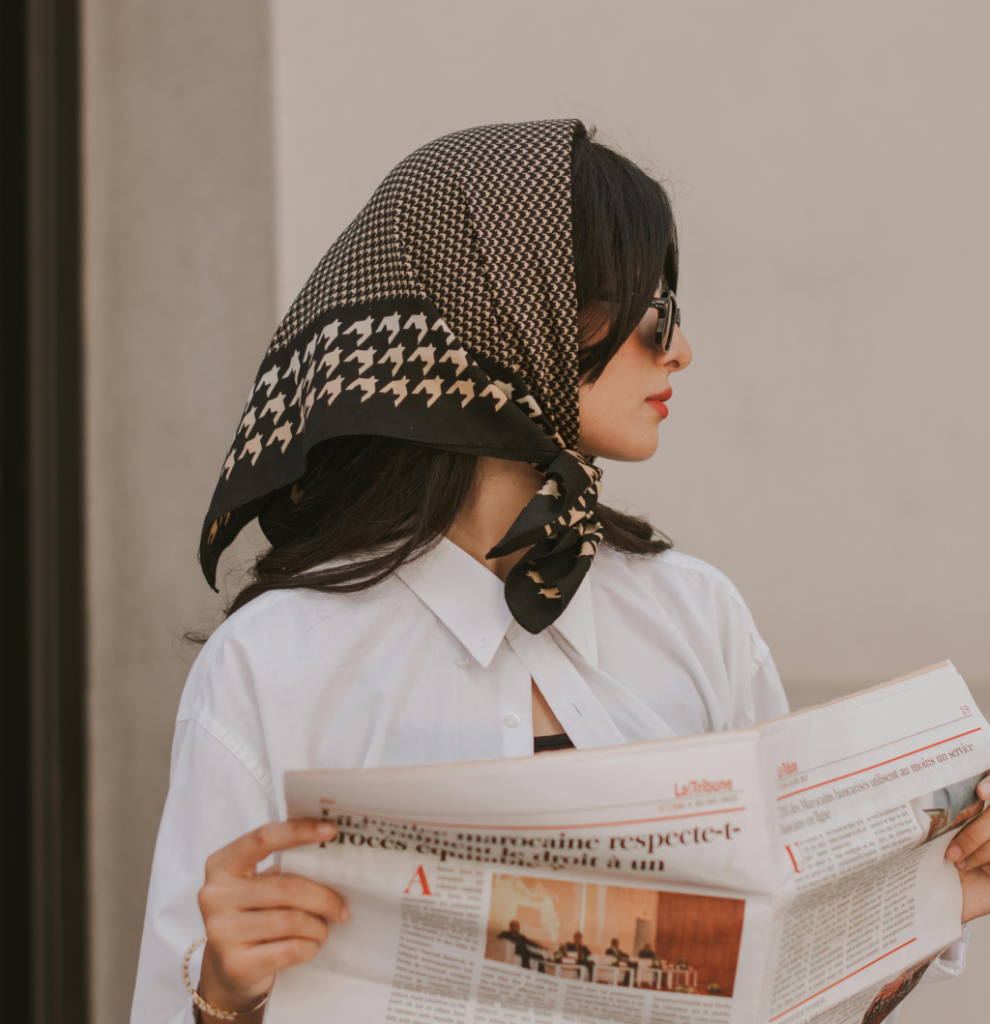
[{"xmin": 922, "ymin": 923, "xmax": 970, "ymax": 983}]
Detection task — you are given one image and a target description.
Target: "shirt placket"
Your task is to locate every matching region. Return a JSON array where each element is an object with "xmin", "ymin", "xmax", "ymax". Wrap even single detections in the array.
[
  {"xmin": 505, "ymin": 621, "xmax": 626, "ymax": 750},
  {"xmin": 493, "ymin": 635, "xmax": 537, "ymax": 758}
]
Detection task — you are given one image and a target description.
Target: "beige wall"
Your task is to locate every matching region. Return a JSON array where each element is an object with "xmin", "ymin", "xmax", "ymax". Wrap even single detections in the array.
[
  {"xmin": 271, "ymin": 0, "xmax": 990, "ymax": 691},
  {"xmin": 83, "ymin": 2, "xmax": 275, "ymax": 1022},
  {"xmin": 85, "ymin": 1, "xmax": 990, "ymax": 1021}
]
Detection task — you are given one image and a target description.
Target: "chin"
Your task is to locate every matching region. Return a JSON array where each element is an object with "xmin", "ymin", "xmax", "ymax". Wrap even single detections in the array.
[{"xmin": 584, "ymin": 432, "xmax": 659, "ymax": 463}]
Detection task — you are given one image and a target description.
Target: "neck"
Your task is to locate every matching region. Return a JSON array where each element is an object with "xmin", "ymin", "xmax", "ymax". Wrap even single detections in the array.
[{"xmin": 446, "ymin": 456, "xmax": 544, "ymax": 582}]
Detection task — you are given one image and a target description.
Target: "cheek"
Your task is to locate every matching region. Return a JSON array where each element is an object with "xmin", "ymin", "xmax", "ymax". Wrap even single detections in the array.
[
  {"xmin": 583, "ymin": 341, "xmax": 650, "ymax": 417},
  {"xmin": 577, "ymin": 360, "xmax": 660, "ymax": 460}
]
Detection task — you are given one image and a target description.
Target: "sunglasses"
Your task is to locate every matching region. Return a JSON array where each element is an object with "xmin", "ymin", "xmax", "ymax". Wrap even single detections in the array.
[{"xmin": 647, "ymin": 291, "xmax": 681, "ymax": 353}]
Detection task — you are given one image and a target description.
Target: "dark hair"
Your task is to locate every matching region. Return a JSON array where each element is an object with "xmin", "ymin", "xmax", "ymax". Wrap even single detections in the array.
[
  {"xmin": 201, "ymin": 130, "xmax": 676, "ymax": 633},
  {"xmin": 572, "ymin": 127, "xmax": 678, "ymax": 381}
]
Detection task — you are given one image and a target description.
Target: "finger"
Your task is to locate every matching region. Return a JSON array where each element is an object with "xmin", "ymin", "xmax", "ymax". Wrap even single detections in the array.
[
  {"xmin": 209, "ymin": 908, "xmax": 330, "ymax": 947},
  {"xmin": 204, "ymin": 875, "xmax": 348, "ymax": 923},
  {"xmin": 206, "ymin": 819, "xmax": 336, "ymax": 878},
  {"xmin": 232, "ymin": 937, "xmax": 322, "ymax": 978},
  {"xmin": 954, "ymin": 837, "xmax": 990, "ymax": 872},
  {"xmin": 945, "ymin": 803, "xmax": 990, "ymax": 863},
  {"xmin": 254, "ymin": 875, "xmax": 349, "ymax": 922}
]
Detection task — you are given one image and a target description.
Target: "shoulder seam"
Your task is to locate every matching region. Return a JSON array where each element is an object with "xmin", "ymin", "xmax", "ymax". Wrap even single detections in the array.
[
  {"xmin": 176, "ymin": 584, "xmax": 346, "ymax": 721},
  {"xmin": 188, "ymin": 710, "xmax": 277, "ymax": 805},
  {"xmin": 611, "ymin": 548, "xmax": 772, "ymax": 669},
  {"xmin": 751, "ymin": 635, "xmax": 772, "ymax": 675},
  {"xmin": 652, "ymin": 551, "xmax": 748, "ymax": 608}
]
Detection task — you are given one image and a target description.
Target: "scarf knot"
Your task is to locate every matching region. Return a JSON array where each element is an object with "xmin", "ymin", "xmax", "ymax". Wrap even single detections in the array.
[{"xmin": 487, "ymin": 450, "xmax": 603, "ymax": 633}]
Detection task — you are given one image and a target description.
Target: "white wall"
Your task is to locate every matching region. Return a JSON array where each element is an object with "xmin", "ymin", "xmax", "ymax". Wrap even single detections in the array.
[{"xmin": 271, "ymin": 0, "xmax": 990, "ymax": 690}]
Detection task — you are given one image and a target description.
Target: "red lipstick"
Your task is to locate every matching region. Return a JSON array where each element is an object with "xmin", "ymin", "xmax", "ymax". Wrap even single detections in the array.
[{"xmin": 646, "ymin": 387, "xmax": 673, "ymax": 419}]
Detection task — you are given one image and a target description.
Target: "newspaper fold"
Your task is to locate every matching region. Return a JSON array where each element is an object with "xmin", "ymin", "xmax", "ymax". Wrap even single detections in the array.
[{"xmin": 268, "ymin": 662, "xmax": 988, "ymax": 1024}]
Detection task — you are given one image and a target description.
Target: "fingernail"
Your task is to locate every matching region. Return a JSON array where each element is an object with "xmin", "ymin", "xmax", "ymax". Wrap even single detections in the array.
[
  {"xmin": 947, "ymin": 844, "xmax": 962, "ymax": 862},
  {"xmin": 340, "ymin": 906, "xmax": 350, "ymax": 923},
  {"xmin": 979, "ymin": 781, "xmax": 990, "ymax": 799},
  {"xmin": 316, "ymin": 822, "xmax": 335, "ymax": 836}
]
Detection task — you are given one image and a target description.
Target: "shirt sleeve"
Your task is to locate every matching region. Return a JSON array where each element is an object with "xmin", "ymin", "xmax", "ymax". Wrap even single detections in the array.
[
  {"xmin": 750, "ymin": 649, "xmax": 790, "ymax": 724},
  {"xmin": 129, "ymin": 717, "xmax": 278, "ymax": 1024},
  {"xmin": 922, "ymin": 926, "xmax": 969, "ymax": 981},
  {"xmin": 913, "ymin": 925, "xmax": 969, "ymax": 1000}
]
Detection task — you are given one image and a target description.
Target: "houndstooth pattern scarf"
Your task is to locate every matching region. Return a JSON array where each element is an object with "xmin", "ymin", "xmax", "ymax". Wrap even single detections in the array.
[{"xmin": 200, "ymin": 119, "xmax": 604, "ymax": 634}]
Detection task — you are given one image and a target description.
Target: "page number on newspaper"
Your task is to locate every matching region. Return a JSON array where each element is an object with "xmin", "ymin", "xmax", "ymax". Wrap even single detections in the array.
[{"xmin": 962, "ymin": 705, "xmax": 972, "ymax": 715}]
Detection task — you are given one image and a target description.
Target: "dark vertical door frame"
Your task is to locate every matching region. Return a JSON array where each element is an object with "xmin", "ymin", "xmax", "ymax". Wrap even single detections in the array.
[
  {"xmin": 0, "ymin": 0, "xmax": 32, "ymax": 1009},
  {"xmin": 0, "ymin": 0, "xmax": 88, "ymax": 1021}
]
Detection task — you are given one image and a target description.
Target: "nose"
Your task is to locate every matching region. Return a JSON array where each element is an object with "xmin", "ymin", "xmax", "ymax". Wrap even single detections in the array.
[{"xmin": 663, "ymin": 325, "xmax": 691, "ymax": 371}]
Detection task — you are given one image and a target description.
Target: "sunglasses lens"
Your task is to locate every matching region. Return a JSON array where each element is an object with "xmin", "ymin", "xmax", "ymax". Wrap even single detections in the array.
[
  {"xmin": 656, "ymin": 301, "xmax": 672, "ymax": 352},
  {"xmin": 660, "ymin": 292, "xmax": 679, "ymax": 352}
]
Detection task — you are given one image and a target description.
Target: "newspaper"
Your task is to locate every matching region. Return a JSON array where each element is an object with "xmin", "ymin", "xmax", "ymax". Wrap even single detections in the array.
[{"xmin": 267, "ymin": 662, "xmax": 989, "ymax": 1024}]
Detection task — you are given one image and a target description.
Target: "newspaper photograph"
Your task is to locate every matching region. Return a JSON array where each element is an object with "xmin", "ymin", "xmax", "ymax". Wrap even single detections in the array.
[{"xmin": 263, "ymin": 662, "xmax": 988, "ymax": 1024}]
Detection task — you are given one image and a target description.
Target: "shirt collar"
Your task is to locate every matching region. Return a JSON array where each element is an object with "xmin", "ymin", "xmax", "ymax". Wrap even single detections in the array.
[{"xmin": 396, "ymin": 536, "xmax": 598, "ymax": 668}]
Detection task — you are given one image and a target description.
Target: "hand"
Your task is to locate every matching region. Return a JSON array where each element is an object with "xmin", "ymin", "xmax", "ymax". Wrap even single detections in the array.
[
  {"xmin": 197, "ymin": 818, "xmax": 348, "ymax": 1018},
  {"xmin": 945, "ymin": 777, "xmax": 990, "ymax": 924}
]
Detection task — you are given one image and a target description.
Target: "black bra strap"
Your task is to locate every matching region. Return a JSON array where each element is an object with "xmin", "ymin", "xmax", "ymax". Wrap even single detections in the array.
[{"xmin": 533, "ymin": 733, "xmax": 575, "ymax": 753}]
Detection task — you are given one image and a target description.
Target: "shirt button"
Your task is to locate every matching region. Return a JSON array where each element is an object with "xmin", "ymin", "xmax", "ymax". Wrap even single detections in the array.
[
  {"xmin": 455, "ymin": 655, "xmax": 470, "ymax": 669},
  {"xmin": 504, "ymin": 713, "xmax": 521, "ymax": 728}
]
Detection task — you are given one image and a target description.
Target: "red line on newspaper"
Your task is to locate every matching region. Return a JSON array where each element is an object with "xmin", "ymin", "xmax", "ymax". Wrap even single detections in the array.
[
  {"xmin": 801, "ymin": 714, "xmax": 973, "ymax": 777},
  {"xmin": 769, "ymin": 939, "xmax": 917, "ymax": 1022},
  {"xmin": 316, "ymin": 803, "xmax": 746, "ymax": 832},
  {"xmin": 777, "ymin": 728, "xmax": 982, "ymax": 801}
]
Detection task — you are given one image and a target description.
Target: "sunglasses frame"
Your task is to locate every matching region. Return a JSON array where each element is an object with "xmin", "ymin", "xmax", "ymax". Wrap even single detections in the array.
[{"xmin": 647, "ymin": 291, "xmax": 681, "ymax": 353}]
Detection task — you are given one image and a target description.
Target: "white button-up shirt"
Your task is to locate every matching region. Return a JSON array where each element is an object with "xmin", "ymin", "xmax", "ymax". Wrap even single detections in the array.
[{"xmin": 130, "ymin": 539, "xmax": 965, "ymax": 1023}]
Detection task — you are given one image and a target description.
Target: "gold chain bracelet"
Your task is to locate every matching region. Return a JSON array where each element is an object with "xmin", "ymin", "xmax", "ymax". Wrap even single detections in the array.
[{"xmin": 182, "ymin": 937, "xmax": 270, "ymax": 1020}]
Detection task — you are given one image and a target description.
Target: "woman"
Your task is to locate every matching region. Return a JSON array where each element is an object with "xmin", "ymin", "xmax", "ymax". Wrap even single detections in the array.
[{"xmin": 132, "ymin": 121, "xmax": 990, "ymax": 1023}]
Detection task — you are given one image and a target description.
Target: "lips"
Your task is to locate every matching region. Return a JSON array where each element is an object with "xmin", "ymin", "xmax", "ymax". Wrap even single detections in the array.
[{"xmin": 646, "ymin": 387, "xmax": 673, "ymax": 419}]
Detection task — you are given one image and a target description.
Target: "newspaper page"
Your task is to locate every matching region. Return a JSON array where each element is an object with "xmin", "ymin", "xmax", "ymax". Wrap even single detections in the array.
[
  {"xmin": 761, "ymin": 662, "xmax": 988, "ymax": 1024},
  {"xmin": 265, "ymin": 662, "xmax": 989, "ymax": 1024}
]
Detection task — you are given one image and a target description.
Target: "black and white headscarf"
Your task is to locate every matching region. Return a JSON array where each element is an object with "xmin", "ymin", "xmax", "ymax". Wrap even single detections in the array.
[{"xmin": 201, "ymin": 119, "xmax": 605, "ymax": 634}]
